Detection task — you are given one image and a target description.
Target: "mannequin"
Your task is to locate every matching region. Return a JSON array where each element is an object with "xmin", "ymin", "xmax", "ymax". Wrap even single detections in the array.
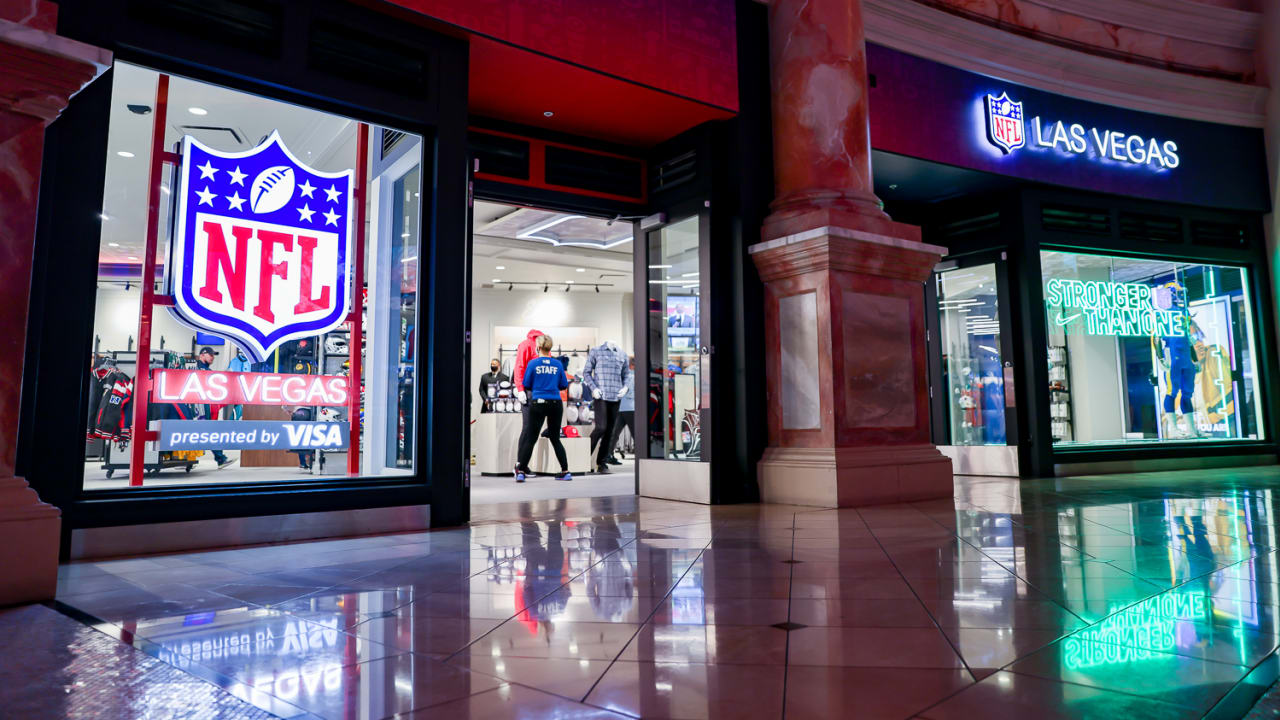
[{"xmin": 582, "ymin": 340, "xmax": 631, "ymax": 473}]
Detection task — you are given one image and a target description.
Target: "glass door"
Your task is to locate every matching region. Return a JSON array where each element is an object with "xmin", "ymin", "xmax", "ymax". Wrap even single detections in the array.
[
  {"xmin": 637, "ymin": 209, "xmax": 712, "ymax": 503},
  {"xmin": 646, "ymin": 216, "xmax": 705, "ymax": 461},
  {"xmin": 928, "ymin": 252, "xmax": 1019, "ymax": 473}
]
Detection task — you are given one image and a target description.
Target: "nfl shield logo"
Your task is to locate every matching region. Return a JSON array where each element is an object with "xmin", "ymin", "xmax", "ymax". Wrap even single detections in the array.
[
  {"xmin": 984, "ymin": 92, "xmax": 1024, "ymax": 154},
  {"xmin": 169, "ymin": 131, "xmax": 353, "ymax": 362}
]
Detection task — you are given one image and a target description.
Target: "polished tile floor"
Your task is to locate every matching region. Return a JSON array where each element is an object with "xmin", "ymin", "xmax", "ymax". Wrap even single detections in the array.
[{"xmin": 25, "ymin": 467, "xmax": 1280, "ymax": 718}]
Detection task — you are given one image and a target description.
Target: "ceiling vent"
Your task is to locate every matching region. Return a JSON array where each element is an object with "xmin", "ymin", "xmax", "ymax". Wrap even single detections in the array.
[
  {"xmin": 380, "ymin": 129, "xmax": 406, "ymax": 160},
  {"xmin": 470, "ymin": 132, "xmax": 530, "ymax": 180},
  {"xmin": 1118, "ymin": 212, "xmax": 1182, "ymax": 244},
  {"xmin": 1191, "ymin": 220, "xmax": 1248, "ymax": 248},
  {"xmin": 649, "ymin": 149, "xmax": 696, "ymax": 195},
  {"xmin": 936, "ymin": 211, "xmax": 999, "ymax": 242},
  {"xmin": 544, "ymin": 146, "xmax": 643, "ymax": 199},
  {"xmin": 1041, "ymin": 204, "xmax": 1111, "ymax": 236},
  {"xmin": 127, "ymin": 0, "xmax": 283, "ymax": 56}
]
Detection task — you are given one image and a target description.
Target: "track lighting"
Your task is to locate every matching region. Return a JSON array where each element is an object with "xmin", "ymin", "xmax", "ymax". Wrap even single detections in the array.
[
  {"xmin": 508, "ymin": 283, "xmax": 513, "ymax": 292},
  {"xmin": 594, "ymin": 285, "xmax": 600, "ymax": 293},
  {"xmin": 564, "ymin": 284, "xmax": 571, "ymax": 292},
  {"xmin": 543, "ymin": 284, "xmax": 548, "ymax": 293}
]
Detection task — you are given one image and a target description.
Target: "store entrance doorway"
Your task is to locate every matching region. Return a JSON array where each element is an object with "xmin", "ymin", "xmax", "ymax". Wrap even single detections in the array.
[{"xmin": 468, "ymin": 200, "xmax": 637, "ymax": 505}]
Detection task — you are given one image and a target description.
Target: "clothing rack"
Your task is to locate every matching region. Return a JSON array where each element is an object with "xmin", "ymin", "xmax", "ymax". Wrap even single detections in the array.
[{"xmin": 495, "ymin": 345, "xmax": 592, "ymax": 358}]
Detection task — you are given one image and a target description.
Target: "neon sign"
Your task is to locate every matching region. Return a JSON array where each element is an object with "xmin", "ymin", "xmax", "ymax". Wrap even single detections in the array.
[
  {"xmin": 1044, "ymin": 278, "xmax": 1186, "ymax": 337},
  {"xmin": 1064, "ymin": 591, "xmax": 1207, "ymax": 670},
  {"xmin": 169, "ymin": 131, "xmax": 354, "ymax": 362},
  {"xmin": 983, "ymin": 93, "xmax": 1179, "ymax": 170}
]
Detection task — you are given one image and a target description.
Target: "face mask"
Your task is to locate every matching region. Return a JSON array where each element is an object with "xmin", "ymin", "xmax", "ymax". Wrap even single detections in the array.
[{"xmin": 491, "ymin": 365, "xmax": 499, "ymax": 373}]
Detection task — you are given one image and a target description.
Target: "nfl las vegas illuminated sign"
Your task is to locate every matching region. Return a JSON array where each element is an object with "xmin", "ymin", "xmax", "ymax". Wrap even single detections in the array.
[
  {"xmin": 982, "ymin": 92, "xmax": 1180, "ymax": 170},
  {"xmin": 169, "ymin": 131, "xmax": 352, "ymax": 362}
]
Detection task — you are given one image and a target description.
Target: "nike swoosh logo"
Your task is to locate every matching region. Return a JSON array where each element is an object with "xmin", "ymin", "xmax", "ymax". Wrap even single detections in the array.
[{"xmin": 1055, "ymin": 312, "xmax": 1082, "ymax": 326}]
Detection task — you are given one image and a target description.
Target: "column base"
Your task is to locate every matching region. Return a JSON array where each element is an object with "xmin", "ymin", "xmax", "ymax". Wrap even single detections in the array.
[
  {"xmin": 757, "ymin": 445, "xmax": 953, "ymax": 507},
  {"xmin": 0, "ymin": 477, "xmax": 60, "ymax": 606}
]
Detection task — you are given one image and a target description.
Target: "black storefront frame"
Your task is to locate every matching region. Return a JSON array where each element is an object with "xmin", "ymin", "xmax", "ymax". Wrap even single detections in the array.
[
  {"xmin": 1018, "ymin": 188, "xmax": 1280, "ymax": 477},
  {"xmin": 17, "ymin": 0, "xmax": 472, "ymax": 547},
  {"xmin": 922, "ymin": 184, "xmax": 1279, "ymax": 478}
]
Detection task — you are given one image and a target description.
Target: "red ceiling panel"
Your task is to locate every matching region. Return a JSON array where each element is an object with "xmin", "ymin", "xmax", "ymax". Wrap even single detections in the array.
[
  {"xmin": 468, "ymin": 38, "xmax": 734, "ymax": 147},
  {"xmin": 384, "ymin": 0, "xmax": 739, "ymax": 112}
]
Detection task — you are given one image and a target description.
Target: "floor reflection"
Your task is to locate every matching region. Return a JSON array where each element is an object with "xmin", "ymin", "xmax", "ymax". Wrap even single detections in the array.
[{"xmin": 36, "ymin": 468, "xmax": 1280, "ymax": 718}]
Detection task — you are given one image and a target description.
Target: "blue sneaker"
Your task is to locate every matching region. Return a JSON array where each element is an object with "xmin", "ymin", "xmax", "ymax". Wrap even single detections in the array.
[
  {"xmin": 555, "ymin": 472, "xmax": 572, "ymax": 482},
  {"xmin": 514, "ymin": 465, "xmax": 526, "ymax": 483}
]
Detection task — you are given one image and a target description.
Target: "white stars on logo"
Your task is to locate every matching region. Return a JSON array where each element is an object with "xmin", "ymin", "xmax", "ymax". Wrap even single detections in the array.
[
  {"xmin": 225, "ymin": 192, "xmax": 246, "ymax": 211},
  {"xmin": 196, "ymin": 186, "xmax": 217, "ymax": 206},
  {"xmin": 227, "ymin": 166, "xmax": 247, "ymax": 186},
  {"xmin": 324, "ymin": 185, "xmax": 342, "ymax": 203},
  {"xmin": 298, "ymin": 204, "xmax": 316, "ymax": 223},
  {"xmin": 197, "ymin": 160, "xmax": 218, "ymax": 181},
  {"xmin": 322, "ymin": 209, "xmax": 340, "ymax": 227},
  {"xmin": 299, "ymin": 179, "xmax": 316, "ymax": 199}
]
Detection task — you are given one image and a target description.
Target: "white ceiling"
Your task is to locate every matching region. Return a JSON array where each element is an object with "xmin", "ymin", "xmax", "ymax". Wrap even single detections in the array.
[
  {"xmin": 98, "ymin": 61, "xmax": 359, "ymax": 270},
  {"xmin": 472, "ymin": 200, "xmax": 633, "ymax": 292}
]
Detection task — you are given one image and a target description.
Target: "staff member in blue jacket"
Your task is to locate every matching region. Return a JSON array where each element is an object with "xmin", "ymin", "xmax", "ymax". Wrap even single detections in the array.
[{"xmin": 515, "ymin": 334, "xmax": 572, "ymax": 483}]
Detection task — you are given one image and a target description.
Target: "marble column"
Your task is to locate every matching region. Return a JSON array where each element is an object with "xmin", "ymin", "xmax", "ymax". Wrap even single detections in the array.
[
  {"xmin": 0, "ymin": 2, "xmax": 110, "ymax": 604},
  {"xmin": 750, "ymin": 0, "xmax": 952, "ymax": 507}
]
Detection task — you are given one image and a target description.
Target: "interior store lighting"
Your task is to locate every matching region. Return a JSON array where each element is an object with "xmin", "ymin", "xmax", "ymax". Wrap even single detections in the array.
[{"xmin": 188, "ymin": 107, "xmax": 208, "ymax": 115}]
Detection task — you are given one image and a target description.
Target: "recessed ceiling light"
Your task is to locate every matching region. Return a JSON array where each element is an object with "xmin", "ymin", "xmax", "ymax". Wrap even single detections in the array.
[
  {"xmin": 188, "ymin": 107, "xmax": 208, "ymax": 116},
  {"xmin": 495, "ymin": 265, "xmax": 505, "ymax": 270},
  {"xmin": 566, "ymin": 280, "xmax": 575, "ymax": 284},
  {"xmin": 116, "ymin": 151, "xmax": 134, "ymax": 158},
  {"xmin": 492, "ymin": 278, "xmax": 501, "ymax": 283},
  {"xmin": 127, "ymin": 256, "xmax": 138, "ymax": 260},
  {"xmin": 543, "ymin": 111, "xmax": 554, "ymax": 118},
  {"xmin": 575, "ymin": 268, "xmax": 585, "ymax": 272},
  {"xmin": 107, "ymin": 243, "xmax": 119, "ymax": 247}
]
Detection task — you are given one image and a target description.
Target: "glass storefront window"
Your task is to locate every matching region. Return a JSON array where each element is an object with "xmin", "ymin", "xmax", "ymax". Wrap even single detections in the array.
[
  {"xmin": 1040, "ymin": 250, "xmax": 1263, "ymax": 446},
  {"xmin": 647, "ymin": 217, "xmax": 702, "ymax": 461},
  {"xmin": 86, "ymin": 61, "xmax": 422, "ymax": 488},
  {"xmin": 936, "ymin": 264, "xmax": 1006, "ymax": 445}
]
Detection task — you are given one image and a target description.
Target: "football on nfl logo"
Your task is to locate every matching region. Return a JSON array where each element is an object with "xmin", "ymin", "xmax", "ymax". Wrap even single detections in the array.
[
  {"xmin": 984, "ymin": 92, "xmax": 1024, "ymax": 154},
  {"xmin": 169, "ymin": 131, "xmax": 353, "ymax": 362}
]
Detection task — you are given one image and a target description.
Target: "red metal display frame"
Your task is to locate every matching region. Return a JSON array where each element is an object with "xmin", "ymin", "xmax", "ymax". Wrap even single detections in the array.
[{"xmin": 127, "ymin": 76, "xmax": 369, "ymax": 486}]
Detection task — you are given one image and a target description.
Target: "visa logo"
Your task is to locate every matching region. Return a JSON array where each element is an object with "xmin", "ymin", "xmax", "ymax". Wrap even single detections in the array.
[{"xmin": 284, "ymin": 423, "xmax": 344, "ymax": 448}]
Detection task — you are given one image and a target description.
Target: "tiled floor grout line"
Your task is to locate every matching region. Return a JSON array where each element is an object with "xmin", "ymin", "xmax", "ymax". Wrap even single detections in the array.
[
  {"xmin": 439, "ymin": 534, "xmax": 644, "ymax": 664},
  {"xmin": 574, "ymin": 539, "xmax": 714, "ymax": 707},
  {"xmin": 778, "ymin": 508, "xmax": 804, "ymax": 720},
  {"xmin": 857, "ymin": 505, "xmax": 980, "ymax": 687}
]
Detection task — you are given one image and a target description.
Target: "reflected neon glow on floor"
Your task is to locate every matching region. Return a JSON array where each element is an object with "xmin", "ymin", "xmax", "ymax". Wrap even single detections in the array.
[{"xmin": 31, "ymin": 468, "xmax": 1280, "ymax": 718}]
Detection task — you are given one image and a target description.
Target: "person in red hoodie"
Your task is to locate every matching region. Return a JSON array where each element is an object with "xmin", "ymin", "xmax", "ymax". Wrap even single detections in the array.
[
  {"xmin": 513, "ymin": 328, "xmax": 544, "ymax": 438},
  {"xmin": 512, "ymin": 328, "xmax": 544, "ymax": 397}
]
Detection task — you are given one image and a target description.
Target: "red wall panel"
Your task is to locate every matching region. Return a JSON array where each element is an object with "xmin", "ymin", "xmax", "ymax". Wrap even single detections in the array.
[{"xmin": 386, "ymin": 0, "xmax": 739, "ymax": 112}]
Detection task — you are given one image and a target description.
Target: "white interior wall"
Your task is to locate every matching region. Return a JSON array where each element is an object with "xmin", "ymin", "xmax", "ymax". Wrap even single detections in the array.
[
  {"xmin": 93, "ymin": 285, "xmax": 232, "ymax": 367},
  {"xmin": 468, "ymin": 288, "xmax": 633, "ymax": 420},
  {"xmin": 1065, "ymin": 267, "xmax": 1125, "ymax": 442}
]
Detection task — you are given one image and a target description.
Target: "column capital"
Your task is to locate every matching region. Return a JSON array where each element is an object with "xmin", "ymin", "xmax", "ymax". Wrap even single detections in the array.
[{"xmin": 749, "ymin": 224, "xmax": 946, "ymax": 284}]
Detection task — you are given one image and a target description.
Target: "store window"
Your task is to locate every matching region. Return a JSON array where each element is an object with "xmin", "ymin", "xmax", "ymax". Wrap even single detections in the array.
[
  {"xmin": 1040, "ymin": 250, "xmax": 1262, "ymax": 446},
  {"xmin": 936, "ymin": 264, "xmax": 1006, "ymax": 445},
  {"xmin": 86, "ymin": 61, "xmax": 422, "ymax": 488},
  {"xmin": 647, "ymin": 217, "xmax": 703, "ymax": 460}
]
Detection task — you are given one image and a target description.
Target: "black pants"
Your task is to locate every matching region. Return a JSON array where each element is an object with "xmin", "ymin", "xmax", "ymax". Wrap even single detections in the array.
[
  {"xmin": 517, "ymin": 398, "xmax": 567, "ymax": 473},
  {"xmin": 590, "ymin": 399, "xmax": 620, "ymax": 468},
  {"xmin": 609, "ymin": 410, "xmax": 634, "ymax": 456}
]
